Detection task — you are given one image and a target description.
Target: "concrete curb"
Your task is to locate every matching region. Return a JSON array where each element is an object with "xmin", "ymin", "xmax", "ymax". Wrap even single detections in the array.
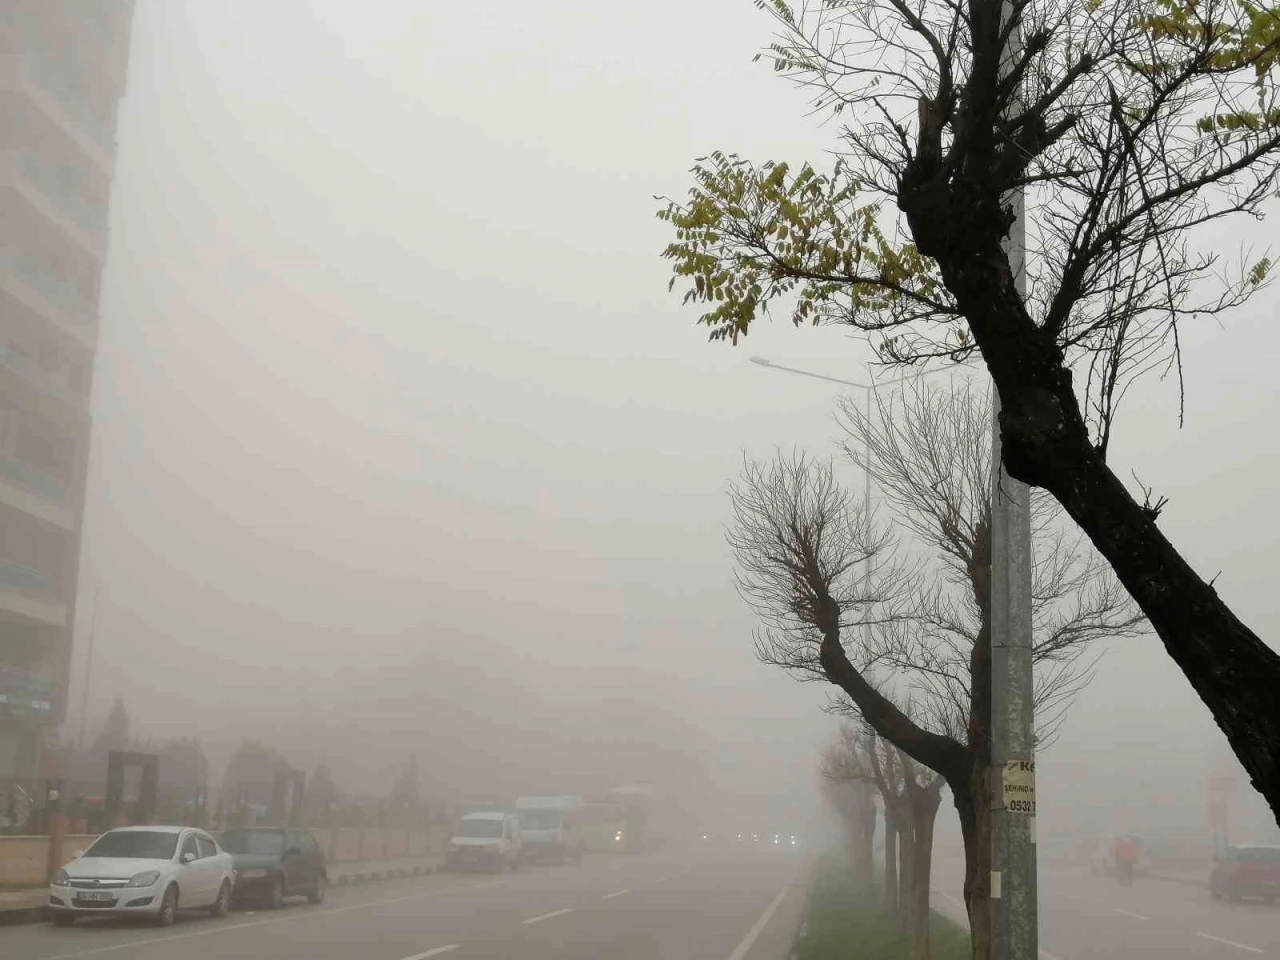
[{"xmin": 332, "ymin": 863, "xmax": 437, "ymax": 887}]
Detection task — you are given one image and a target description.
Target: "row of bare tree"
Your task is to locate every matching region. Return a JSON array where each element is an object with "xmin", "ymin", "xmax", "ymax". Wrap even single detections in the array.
[
  {"xmin": 821, "ymin": 723, "xmax": 945, "ymax": 960},
  {"xmin": 728, "ymin": 379, "xmax": 1145, "ymax": 960}
]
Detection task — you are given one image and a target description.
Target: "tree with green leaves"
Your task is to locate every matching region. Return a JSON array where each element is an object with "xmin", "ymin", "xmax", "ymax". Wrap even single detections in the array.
[{"xmin": 661, "ymin": 0, "xmax": 1280, "ymax": 825}]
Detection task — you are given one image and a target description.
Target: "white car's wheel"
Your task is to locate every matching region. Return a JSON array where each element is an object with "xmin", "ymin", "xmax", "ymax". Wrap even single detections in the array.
[{"xmin": 210, "ymin": 880, "xmax": 231, "ymax": 917}]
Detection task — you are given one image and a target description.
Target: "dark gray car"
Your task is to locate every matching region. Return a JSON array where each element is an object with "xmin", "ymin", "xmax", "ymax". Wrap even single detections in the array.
[{"xmin": 218, "ymin": 828, "xmax": 327, "ymax": 908}]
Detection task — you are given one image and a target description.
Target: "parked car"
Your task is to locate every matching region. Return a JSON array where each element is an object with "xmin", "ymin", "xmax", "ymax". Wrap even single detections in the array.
[
  {"xmin": 48, "ymin": 825, "xmax": 234, "ymax": 927},
  {"xmin": 445, "ymin": 811, "xmax": 522, "ymax": 872},
  {"xmin": 218, "ymin": 827, "xmax": 328, "ymax": 908},
  {"xmin": 1210, "ymin": 844, "xmax": 1280, "ymax": 903}
]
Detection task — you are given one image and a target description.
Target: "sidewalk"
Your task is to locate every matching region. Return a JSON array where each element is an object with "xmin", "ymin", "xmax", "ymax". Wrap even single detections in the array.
[{"xmin": 0, "ymin": 852, "xmax": 446, "ymax": 926}]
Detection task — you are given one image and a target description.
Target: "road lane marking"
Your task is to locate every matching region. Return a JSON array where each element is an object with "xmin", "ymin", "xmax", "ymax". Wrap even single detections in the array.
[
  {"xmin": 1112, "ymin": 907, "xmax": 1150, "ymax": 920},
  {"xmin": 1040, "ymin": 951, "xmax": 1062, "ymax": 960},
  {"xmin": 1197, "ymin": 932, "xmax": 1265, "ymax": 954},
  {"xmin": 402, "ymin": 948, "xmax": 460, "ymax": 959},
  {"xmin": 727, "ymin": 883, "xmax": 791, "ymax": 960},
  {"xmin": 522, "ymin": 907, "xmax": 573, "ymax": 925},
  {"xmin": 936, "ymin": 890, "xmax": 965, "ymax": 908},
  {"xmin": 603, "ymin": 888, "xmax": 630, "ymax": 899},
  {"xmin": 34, "ymin": 878, "xmax": 504, "ymax": 960}
]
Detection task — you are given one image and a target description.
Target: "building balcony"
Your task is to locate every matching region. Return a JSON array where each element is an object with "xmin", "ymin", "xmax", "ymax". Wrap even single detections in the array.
[
  {"xmin": 0, "ymin": 254, "xmax": 99, "ymax": 351},
  {"xmin": 0, "ymin": 454, "xmax": 75, "ymax": 532},
  {"xmin": 0, "ymin": 342, "xmax": 90, "ymax": 412},
  {"xmin": 0, "ymin": 150, "xmax": 109, "ymax": 261},
  {"xmin": 0, "ymin": 56, "xmax": 114, "ymax": 172},
  {"xmin": 0, "ymin": 559, "xmax": 66, "ymax": 628}
]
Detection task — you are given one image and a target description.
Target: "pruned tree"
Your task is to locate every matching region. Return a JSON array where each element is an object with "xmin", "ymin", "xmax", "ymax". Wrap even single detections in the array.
[
  {"xmin": 819, "ymin": 725, "xmax": 879, "ymax": 893},
  {"xmin": 661, "ymin": 0, "xmax": 1280, "ymax": 822},
  {"xmin": 727, "ymin": 381, "xmax": 1144, "ymax": 959}
]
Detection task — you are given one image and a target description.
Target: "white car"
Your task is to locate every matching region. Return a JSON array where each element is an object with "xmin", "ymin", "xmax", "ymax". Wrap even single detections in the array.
[{"xmin": 49, "ymin": 825, "xmax": 235, "ymax": 927}]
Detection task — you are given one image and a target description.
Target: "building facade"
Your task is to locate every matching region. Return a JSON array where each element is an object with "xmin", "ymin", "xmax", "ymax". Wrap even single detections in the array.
[{"xmin": 0, "ymin": 1, "xmax": 135, "ymax": 793}]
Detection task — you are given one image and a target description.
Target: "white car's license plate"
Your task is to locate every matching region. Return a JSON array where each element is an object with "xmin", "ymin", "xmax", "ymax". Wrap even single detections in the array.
[{"xmin": 77, "ymin": 891, "xmax": 114, "ymax": 902}]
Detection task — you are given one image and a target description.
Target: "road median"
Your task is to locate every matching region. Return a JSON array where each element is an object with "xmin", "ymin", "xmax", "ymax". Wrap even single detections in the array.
[{"xmin": 791, "ymin": 856, "xmax": 969, "ymax": 960}]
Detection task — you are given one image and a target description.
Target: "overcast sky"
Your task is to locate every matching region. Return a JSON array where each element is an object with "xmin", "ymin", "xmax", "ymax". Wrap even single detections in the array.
[{"xmin": 72, "ymin": 0, "xmax": 1279, "ymax": 840}]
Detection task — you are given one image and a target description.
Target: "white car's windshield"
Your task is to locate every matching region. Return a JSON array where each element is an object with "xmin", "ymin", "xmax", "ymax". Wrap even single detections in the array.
[
  {"xmin": 455, "ymin": 819, "xmax": 503, "ymax": 839},
  {"xmin": 517, "ymin": 810, "xmax": 560, "ymax": 830},
  {"xmin": 85, "ymin": 831, "xmax": 179, "ymax": 860}
]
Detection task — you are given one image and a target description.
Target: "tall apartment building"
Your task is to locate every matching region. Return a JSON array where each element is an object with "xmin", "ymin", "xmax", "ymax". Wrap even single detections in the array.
[{"xmin": 0, "ymin": 1, "xmax": 135, "ymax": 791}]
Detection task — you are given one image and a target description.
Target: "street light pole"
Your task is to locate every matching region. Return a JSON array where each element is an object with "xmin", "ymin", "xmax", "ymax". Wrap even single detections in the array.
[{"xmin": 989, "ymin": 0, "xmax": 1038, "ymax": 954}]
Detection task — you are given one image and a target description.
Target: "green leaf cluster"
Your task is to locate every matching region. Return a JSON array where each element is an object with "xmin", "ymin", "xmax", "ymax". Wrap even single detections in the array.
[{"xmin": 656, "ymin": 152, "xmax": 948, "ymax": 343}]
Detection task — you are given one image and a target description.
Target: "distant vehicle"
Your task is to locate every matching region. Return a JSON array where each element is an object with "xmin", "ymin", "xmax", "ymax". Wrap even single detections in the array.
[
  {"xmin": 581, "ymin": 801, "xmax": 629, "ymax": 852},
  {"xmin": 446, "ymin": 811, "xmax": 523, "ymax": 872},
  {"xmin": 515, "ymin": 795, "xmax": 584, "ymax": 863},
  {"xmin": 1210, "ymin": 844, "xmax": 1280, "ymax": 903},
  {"xmin": 218, "ymin": 827, "xmax": 328, "ymax": 908},
  {"xmin": 48, "ymin": 825, "xmax": 233, "ymax": 927}
]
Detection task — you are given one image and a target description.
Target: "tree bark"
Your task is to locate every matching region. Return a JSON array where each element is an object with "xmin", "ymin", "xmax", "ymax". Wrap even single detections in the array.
[
  {"xmin": 954, "ymin": 768, "xmax": 992, "ymax": 960},
  {"xmin": 898, "ymin": 816, "xmax": 915, "ymax": 933},
  {"xmin": 900, "ymin": 173, "xmax": 1280, "ymax": 828},
  {"xmin": 884, "ymin": 811, "xmax": 899, "ymax": 914},
  {"xmin": 908, "ymin": 793, "xmax": 941, "ymax": 960},
  {"xmin": 856, "ymin": 781, "xmax": 877, "ymax": 890}
]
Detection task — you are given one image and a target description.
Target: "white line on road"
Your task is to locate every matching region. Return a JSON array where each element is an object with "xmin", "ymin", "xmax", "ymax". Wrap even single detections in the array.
[
  {"xmin": 1196, "ymin": 932, "xmax": 1265, "ymax": 954},
  {"xmin": 727, "ymin": 883, "xmax": 792, "ymax": 960},
  {"xmin": 522, "ymin": 907, "xmax": 574, "ymax": 925},
  {"xmin": 34, "ymin": 878, "xmax": 504, "ymax": 960},
  {"xmin": 1112, "ymin": 907, "xmax": 1151, "ymax": 921},
  {"xmin": 401, "ymin": 948, "xmax": 460, "ymax": 959},
  {"xmin": 1039, "ymin": 951, "xmax": 1062, "ymax": 960},
  {"xmin": 937, "ymin": 891, "xmax": 965, "ymax": 909},
  {"xmin": 603, "ymin": 888, "xmax": 631, "ymax": 899}
]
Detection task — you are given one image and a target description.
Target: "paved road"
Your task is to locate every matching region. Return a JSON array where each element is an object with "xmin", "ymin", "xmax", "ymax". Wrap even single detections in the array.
[
  {"xmin": 932, "ymin": 853, "xmax": 1279, "ymax": 958},
  {"xmin": 0, "ymin": 846, "xmax": 809, "ymax": 960}
]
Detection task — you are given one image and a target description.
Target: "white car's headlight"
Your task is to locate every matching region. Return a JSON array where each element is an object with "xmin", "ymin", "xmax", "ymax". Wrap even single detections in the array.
[
  {"xmin": 51, "ymin": 868, "xmax": 69, "ymax": 887},
  {"xmin": 126, "ymin": 870, "xmax": 161, "ymax": 888},
  {"xmin": 239, "ymin": 868, "xmax": 269, "ymax": 879}
]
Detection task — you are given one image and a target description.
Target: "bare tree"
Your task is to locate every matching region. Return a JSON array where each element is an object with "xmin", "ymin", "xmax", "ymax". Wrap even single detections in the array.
[
  {"xmin": 819, "ymin": 726, "xmax": 879, "ymax": 893},
  {"xmin": 662, "ymin": 0, "xmax": 1280, "ymax": 824},
  {"xmin": 727, "ymin": 381, "xmax": 1144, "ymax": 960}
]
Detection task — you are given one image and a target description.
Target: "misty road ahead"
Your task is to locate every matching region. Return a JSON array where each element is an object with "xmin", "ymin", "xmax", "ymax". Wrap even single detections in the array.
[
  {"xmin": 1, "ymin": 847, "xmax": 807, "ymax": 960},
  {"xmin": 933, "ymin": 854, "xmax": 1279, "ymax": 958}
]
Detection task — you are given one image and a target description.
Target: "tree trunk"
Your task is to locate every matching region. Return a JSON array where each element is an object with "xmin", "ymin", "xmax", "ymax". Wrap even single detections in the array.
[
  {"xmin": 899, "ymin": 191, "xmax": 1280, "ymax": 826},
  {"xmin": 908, "ymin": 796, "xmax": 940, "ymax": 960},
  {"xmin": 856, "ymin": 782, "xmax": 877, "ymax": 890},
  {"xmin": 898, "ymin": 816, "xmax": 915, "ymax": 932},
  {"xmin": 884, "ymin": 812, "xmax": 899, "ymax": 913},
  {"xmin": 954, "ymin": 769, "xmax": 991, "ymax": 960}
]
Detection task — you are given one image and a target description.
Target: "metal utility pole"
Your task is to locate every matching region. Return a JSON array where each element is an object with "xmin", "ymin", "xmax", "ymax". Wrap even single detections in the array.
[{"xmin": 989, "ymin": 0, "xmax": 1038, "ymax": 954}]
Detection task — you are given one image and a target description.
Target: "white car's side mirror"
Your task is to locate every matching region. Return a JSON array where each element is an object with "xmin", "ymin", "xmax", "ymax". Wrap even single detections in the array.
[
  {"xmin": 181, "ymin": 852, "xmax": 196, "ymax": 864},
  {"xmin": 73, "ymin": 850, "xmax": 84, "ymax": 859}
]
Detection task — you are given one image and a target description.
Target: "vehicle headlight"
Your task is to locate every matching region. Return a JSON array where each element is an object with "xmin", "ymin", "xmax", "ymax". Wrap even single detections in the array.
[
  {"xmin": 239, "ymin": 868, "xmax": 268, "ymax": 879},
  {"xmin": 51, "ymin": 868, "xmax": 69, "ymax": 887},
  {"xmin": 614, "ymin": 831, "xmax": 623, "ymax": 842},
  {"xmin": 126, "ymin": 870, "xmax": 161, "ymax": 888}
]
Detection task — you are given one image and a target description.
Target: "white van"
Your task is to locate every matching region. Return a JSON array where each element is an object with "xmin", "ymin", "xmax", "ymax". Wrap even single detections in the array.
[
  {"xmin": 515, "ymin": 795, "xmax": 584, "ymax": 864},
  {"xmin": 445, "ymin": 811, "xmax": 522, "ymax": 872}
]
